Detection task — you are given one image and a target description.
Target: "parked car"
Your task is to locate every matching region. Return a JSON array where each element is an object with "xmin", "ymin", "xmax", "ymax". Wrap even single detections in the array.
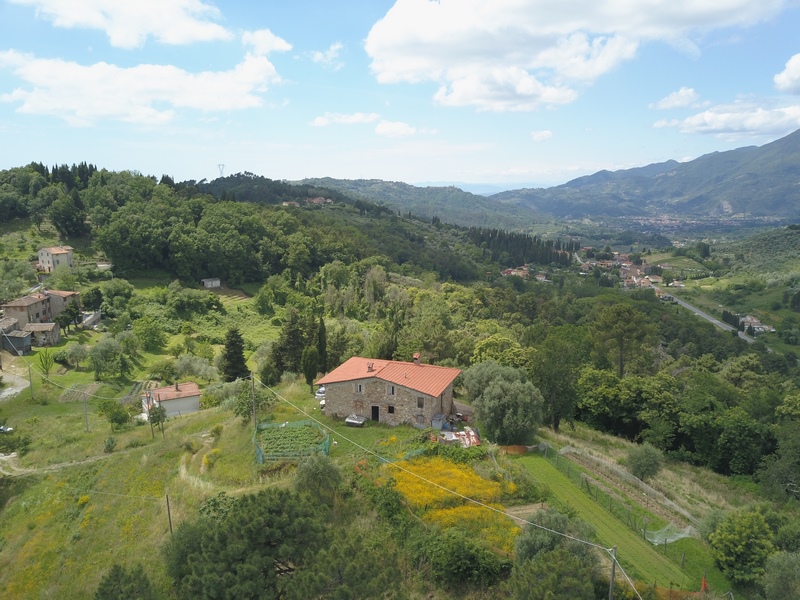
[
  {"xmin": 0, "ymin": 425, "xmax": 14, "ymax": 434},
  {"xmin": 345, "ymin": 414, "xmax": 367, "ymax": 427},
  {"xmin": 315, "ymin": 386, "xmax": 326, "ymax": 400}
]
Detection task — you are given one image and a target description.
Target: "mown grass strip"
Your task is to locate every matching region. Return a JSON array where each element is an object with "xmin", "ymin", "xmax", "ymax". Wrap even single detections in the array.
[{"xmin": 516, "ymin": 454, "xmax": 691, "ymax": 589}]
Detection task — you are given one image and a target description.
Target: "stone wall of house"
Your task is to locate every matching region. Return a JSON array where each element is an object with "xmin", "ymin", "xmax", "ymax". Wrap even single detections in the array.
[{"xmin": 325, "ymin": 377, "xmax": 453, "ymax": 427}]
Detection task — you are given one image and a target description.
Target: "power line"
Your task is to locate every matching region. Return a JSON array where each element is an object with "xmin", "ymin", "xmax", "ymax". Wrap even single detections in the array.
[{"xmin": 261, "ymin": 380, "xmax": 644, "ymax": 599}]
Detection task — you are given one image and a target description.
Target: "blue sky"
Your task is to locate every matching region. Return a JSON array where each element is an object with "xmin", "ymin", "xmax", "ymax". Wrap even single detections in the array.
[{"xmin": 1, "ymin": 0, "xmax": 800, "ymax": 190}]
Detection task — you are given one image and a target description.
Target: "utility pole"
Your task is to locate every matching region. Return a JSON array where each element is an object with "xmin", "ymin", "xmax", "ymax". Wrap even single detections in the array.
[
  {"xmin": 83, "ymin": 391, "xmax": 89, "ymax": 433},
  {"xmin": 165, "ymin": 495, "xmax": 173, "ymax": 535},
  {"xmin": 28, "ymin": 363, "xmax": 34, "ymax": 401},
  {"xmin": 608, "ymin": 546, "xmax": 617, "ymax": 600},
  {"xmin": 251, "ymin": 374, "xmax": 257, "ymax": 431}
]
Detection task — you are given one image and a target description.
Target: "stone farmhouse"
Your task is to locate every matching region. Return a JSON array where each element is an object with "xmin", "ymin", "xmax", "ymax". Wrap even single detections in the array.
[
  {"xmin": 316, "ymin": 354, "xmax": 461, "ymax": 427},
  {"xmin": 1, "ymin": 290, "xmax": 80, "ymax": 328},
  {"xmin": 0, "ymin": 290, "xmax": 80, "ymax": 350},
  {"xmin": 38, "ymin": 246, "xmax": 74, "ymax": 273}
]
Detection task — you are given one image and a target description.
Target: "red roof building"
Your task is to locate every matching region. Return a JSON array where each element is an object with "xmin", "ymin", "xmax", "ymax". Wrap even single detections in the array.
[{"xmin": 316, "ymin": 355, "xmax": 461, "ymax": 428}]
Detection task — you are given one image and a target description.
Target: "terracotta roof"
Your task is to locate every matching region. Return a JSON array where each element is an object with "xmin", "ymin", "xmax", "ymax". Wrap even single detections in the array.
[
  {"xmin": 46, "ymin": 290, "xmax": 80, "ymax": 298},
  {"xmin": 2, "ymin": 293, "xmax": 48, "ymax": 308},
  {"xmin": 316, "ymin": 356, "xmax": 461, "ymax": 398},
  {"xmin": 146, "ymin": 382, "xmax": 201, "ymax": 402},
  {"xmin": 41, "ymin": 246, "xmax": 73, "ymax": 254},
  {"xmin": 0, "ymin": 317, "xmax": 19, "ymax": 331},
  {"xmin": 23, "ymin": 322, "xmax": 57, "ymax": 332}
]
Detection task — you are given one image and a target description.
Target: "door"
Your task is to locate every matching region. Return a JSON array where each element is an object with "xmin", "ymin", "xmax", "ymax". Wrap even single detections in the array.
[{"xmin": 371, "ymin": 406, "xmax": 379, "ymax": 422}]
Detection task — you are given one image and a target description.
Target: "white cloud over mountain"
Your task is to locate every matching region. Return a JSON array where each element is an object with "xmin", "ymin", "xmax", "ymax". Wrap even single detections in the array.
[
  {"xmin": 775, "ymin": 54, "xmax": 800, "ymax": 94},
  {"xmin": 654, "ymin": 100, "xmax": 800, "ymax": 139}
]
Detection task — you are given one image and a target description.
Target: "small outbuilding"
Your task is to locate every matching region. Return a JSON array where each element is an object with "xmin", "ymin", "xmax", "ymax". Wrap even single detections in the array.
[
  {"xmin": 1, "ymin": 330, "xmax": 32, "ymax": 355},
  {"xmin": 142, "ymin": 382, "xmax": 201, "ymax": 418},
  {"xmin": 23, "ymin": 322, "xmax": 61, "ymax": 346},
  {"xmin": 200, "ymin": 278, "xmax": 221, "ymax": 289}
]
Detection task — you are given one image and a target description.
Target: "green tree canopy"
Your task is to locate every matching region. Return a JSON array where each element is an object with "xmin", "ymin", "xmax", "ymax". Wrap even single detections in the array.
[
  {"xmin": 590, "ymin": 303, "xmax": 657, "ymax": 378},
  {"xmin": 463, "ymin": 361, "xmax": 543, "ymax": 445},
  {"xmin": 219, "ymin": 327, "xmax": 249, "ymax": 382},
  {"xmin": 709, "ymin": 509, "xmax": 776, "ymax": 585}
]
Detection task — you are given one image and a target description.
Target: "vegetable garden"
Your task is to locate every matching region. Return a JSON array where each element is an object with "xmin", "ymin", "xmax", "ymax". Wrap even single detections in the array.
[{"xmin": 256, "ymin": 420, "xmax": 330, "ymax": 462}]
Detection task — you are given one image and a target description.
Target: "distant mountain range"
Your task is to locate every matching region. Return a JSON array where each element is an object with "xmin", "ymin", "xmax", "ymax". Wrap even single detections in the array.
[{"xmin": 301, "ymin": 129, "xmax": 800, "ymax": 231}]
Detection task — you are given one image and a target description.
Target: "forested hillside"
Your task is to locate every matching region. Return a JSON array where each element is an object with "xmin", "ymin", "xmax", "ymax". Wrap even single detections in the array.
[{"xmin": 1, "ymin": 162, "xmax": 799, "ymax": 599}]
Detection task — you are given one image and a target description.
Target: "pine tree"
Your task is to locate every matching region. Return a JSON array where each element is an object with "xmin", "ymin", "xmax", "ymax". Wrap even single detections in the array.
[{"xmin": 220, "ymin": 327, "xmax": 249, "ymax": 382}]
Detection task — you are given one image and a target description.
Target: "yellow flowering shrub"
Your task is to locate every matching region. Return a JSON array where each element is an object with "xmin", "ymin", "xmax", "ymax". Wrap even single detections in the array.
[
  {"xmin": 388, "ymin": 456, "xmax": 502, "ymax": 509},
  {"xmin": 423, "ymin": 504, "xmax": 521, "ymax": 555}
]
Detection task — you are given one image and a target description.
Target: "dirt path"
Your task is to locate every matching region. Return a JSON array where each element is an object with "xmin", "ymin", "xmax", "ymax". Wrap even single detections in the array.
[
  {"xmin": 0, "ymin": 371, "xmax": 29, "ymax": 402},
  {"xmin": 0, "ymin": 450, "xmax": 114, "ymax": 477}
]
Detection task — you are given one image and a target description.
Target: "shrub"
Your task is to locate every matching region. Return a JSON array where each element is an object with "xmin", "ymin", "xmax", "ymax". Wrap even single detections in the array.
[
  {"xmin": 203, "ymin": 448, "xmax": 221, "ymax": 469},
  {"xmin": 181, "ymin": 438, "xmax": 200, "ymax": 453},
  {"xmin": 627, "ymin": 443, "xmax": 663, "ymax": 481},
  {"xmin": 210, "ymin": 424, "xmax": 223, "ymax": 442},
  {"xmin": 103, "ymin": 437, "xmax": 117, "ymax": 453}
]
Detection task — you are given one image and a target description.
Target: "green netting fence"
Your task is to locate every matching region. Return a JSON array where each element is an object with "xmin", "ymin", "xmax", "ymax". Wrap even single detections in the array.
[
  {"xmin": 534, "ymin": 442, "xmax": 698, "ymax": 547},
  {"xmin": 254, "ymin": 420, "xmax": 331, "ymax": 463}
]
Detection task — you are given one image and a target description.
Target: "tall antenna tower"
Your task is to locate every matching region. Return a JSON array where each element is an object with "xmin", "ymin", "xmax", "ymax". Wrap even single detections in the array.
[{"xmin": 218, "ymin": 164, "xmax": 225, "ymax": 178}]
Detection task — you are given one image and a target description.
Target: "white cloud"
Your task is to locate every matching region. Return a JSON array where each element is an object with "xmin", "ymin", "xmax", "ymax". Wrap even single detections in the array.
[
  {"xmin": 0, "ymin": 50, "xmax": 283, "ymax": 126},
  {"xmin": 309, "ymin": 112, "xmax": 381, "ymax": 126},
  {"xmin": 310, "ymin": 42, "xmax": 344, "ymax": 70},
  {"xmin": 242, "ymin": 29, "xmax": 292, "ymax": 56},
  {"xmin": 433, "ymin": 66, "xmax": 577, "ymax": 111},
  {"xmin": 10, "ymin": 0, "xmax": 232, "ymax": 49},
  {"xmin": 531, "ymin": 130, "xmax": 553, "ymax": 142},
  {"xmin": 775, "ymin": 53, "xmax": 800, "ymax": 94},
  {"xmin": 650, "ymin": 86, "xmax": 700, "ymax": 109},
  {"xmin": 375, "ymin": 120, "xmax": 416, "ymax": 137},
  {"xmin": 365, "ymin": 0, "xmax": 786, "ymax": 112},
  {"xmin": 653, "ymin": 99, "xmax": 800, "ymax": 140}
]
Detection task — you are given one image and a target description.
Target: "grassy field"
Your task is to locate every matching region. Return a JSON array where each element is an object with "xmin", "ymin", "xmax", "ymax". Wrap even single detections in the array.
[{"xmin": 515, "ymin": 454, "xmax": 711, "ymax": 591}]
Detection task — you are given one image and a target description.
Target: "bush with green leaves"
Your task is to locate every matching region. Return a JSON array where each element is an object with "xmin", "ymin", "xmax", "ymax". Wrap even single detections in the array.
[
  {"xmin": 627, "ymin": 443, "xmax": 663, "ymax": 481},
  {"xmin": 103, "ymin": 437, "xmax": 117, "ymax": 453},
  {"xmin": 93, "ymin": 563, "xmax": 157, "ymax": 600},
  {"xmin": 294, "ymin": 453, "xmax": 341, "ymax": 505},
  {"xmin": 709, "ymin": 509, "xmax": 776, "ymax": 585},
  {"xmin": 762, "ymin": 551, "xmax": 800, "ymax": 600}
]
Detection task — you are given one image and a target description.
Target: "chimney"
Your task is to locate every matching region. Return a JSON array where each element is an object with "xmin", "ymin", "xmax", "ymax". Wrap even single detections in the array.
[
  {"xmin": 413, "ymin": 353, "xmax": 420, "ymax": 365},
  {"xmin": 367, "ymin": 362, "xmax": 374, "ymax": 372}
]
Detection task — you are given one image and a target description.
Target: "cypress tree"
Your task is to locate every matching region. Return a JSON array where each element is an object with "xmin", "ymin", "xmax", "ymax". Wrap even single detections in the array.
[{"xmin": 220, "ymin": 327, "xmax": 249, "ymax": 382}]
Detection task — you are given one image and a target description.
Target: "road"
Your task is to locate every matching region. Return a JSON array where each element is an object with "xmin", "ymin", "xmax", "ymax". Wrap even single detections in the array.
[{"xmin": 666, "ymin": 294, "xmax": 755, "ymax": 344}]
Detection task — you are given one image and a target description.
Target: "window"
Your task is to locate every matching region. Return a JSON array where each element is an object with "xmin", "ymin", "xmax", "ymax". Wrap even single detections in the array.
[
  {"xmin": 356, "ymin": 383, "xmax": 363, "ymax": 393},
  {"xmin": 388, "ymin": 405, "xmax": 395, "ymax": 414},
  {"xmin": 388, "ymin": 384, "xmax": 395, "ymax": 396},
  {"xmin": 417, "ymin": 397, "xmax": 424, "ymax": 409}
]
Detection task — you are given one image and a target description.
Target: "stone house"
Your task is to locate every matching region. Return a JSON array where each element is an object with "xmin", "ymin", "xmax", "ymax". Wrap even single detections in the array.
[
  {"xmin": 23, "ymin": 322, "xmax": 61, "ymax": 346},
  {"xmin": 316, "ymin": 354, "xmax": 461, "ymax": 427},
  {"xmin": 1, "ymin": 290, "xmax": 80, "ymax": 328},
  {"xmin": 38, "ymin": 246, "xmax": 74, "ymax": 273},
  {"xmin": 1, "ymin": 293, "xmax": 51, "ymax": 328},
  {"xmin": 45, "ymin": 290, "xmax": 81, "ymax": 317},
  {"xmin": 142, "ymin": 382, "xmax": 201, "ymax": 418}
]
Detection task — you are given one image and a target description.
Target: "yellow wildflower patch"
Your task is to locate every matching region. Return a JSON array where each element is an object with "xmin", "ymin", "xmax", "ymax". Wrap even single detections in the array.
[
  {"xmin": 423, "ymin": 503, "xmax": 520, "ymax": 555},
  {"xmin": 388, "ymin": 456, "xmax": 502, "ymax": 509}
]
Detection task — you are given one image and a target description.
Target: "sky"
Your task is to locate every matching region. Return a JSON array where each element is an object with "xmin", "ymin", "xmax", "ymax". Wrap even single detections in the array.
[{"xmin": 1, "ymin": 0, "xmax": 800, "ymax": 190}]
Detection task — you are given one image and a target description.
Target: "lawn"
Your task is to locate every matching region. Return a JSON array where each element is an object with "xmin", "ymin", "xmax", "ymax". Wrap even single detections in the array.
[{"xmin": 514, "ymin": 454, "xmax": 726, "ymax": 593}]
